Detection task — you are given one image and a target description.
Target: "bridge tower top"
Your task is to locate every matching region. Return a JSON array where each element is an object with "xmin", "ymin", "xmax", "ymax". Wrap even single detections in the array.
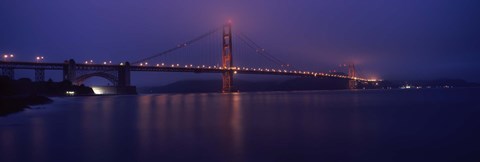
[{"xmin": 222, "ymin": 22, "xmax": 233, "ymax": 68}]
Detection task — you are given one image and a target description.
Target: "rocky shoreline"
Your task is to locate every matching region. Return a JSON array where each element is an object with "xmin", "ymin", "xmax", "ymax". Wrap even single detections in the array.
[
  {"xmin": 0, "ymin": 95, "xmax": 53, "ymax": 116},
  {"xmin": 1, "ymin": 76, "xmax": 94, "ymax": 116}
]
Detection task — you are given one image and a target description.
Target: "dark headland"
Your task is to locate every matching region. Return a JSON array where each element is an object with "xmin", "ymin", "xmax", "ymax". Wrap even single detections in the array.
[
  {"xmin": 0, "ymin": 76, "xmax": 94, "ymax": 116},
  {"xmin": 139, "ymin": 78, "xmax": 480, "ymax": 93}
]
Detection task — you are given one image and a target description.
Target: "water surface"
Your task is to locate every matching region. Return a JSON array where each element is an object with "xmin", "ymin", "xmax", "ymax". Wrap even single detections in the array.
[{"xmin": 1, "ymin": 88, "xmax": 480, "ymax": 162}]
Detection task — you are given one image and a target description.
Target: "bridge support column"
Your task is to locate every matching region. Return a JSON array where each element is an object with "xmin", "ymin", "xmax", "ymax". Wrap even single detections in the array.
[
  {"xmin": 118, "ymin": 62, "xmax": 131, "ymax": 86},
  {"xmin": 35, "ymin": 68, "xmax": 45, "ymax": 82},
  {"xmin": 222, "ymin": 21, "xmax": 234, "ymax": 93},
  {"xmin": 63, "ymin": 59, "xmax": 76, "ymax": 83},
  {"xmin": 222, "ymin": 71, "xmax": 233, "ymax": 93},
  {"xmin": 348, "ymin": 80, "xmax": 357, "ymax": 89},
  {"xmin": 1, "ymin": 68, "xmax": 14, "ymax": 80},
  {"xmin": 348, "ymin": 63, "xmax": 357, "ymax": 89}
]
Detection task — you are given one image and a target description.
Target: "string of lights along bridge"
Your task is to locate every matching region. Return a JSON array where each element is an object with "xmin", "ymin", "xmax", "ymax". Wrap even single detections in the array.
[{"xmin": 0, "ymin": 21, "xmax": 378, "ymax": 93}]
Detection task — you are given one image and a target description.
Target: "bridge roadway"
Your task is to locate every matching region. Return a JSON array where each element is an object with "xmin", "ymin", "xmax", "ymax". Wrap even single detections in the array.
[{"xmin": 0, "ymin": 61, "xmax": 369, "ymax": 81}]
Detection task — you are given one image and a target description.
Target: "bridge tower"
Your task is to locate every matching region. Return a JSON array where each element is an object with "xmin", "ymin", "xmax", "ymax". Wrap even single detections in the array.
[
  {"xmin": 222, "ymin": 21, "xmax": 234, "ymax": 93},
  {"xmin": 348, "ymin": 63, "xmax": 357, "ymax": 89},
  {"xmin": 118, "ymin": 62, "xmax": 131, "ymax": 86},
  {"xmin": 63, "ymin": 59, "xmax": 76, "ymax": 82}
]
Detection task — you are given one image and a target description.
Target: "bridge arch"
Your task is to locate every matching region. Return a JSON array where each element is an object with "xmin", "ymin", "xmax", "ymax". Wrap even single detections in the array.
[{"xmin": 74, "ymin": 72, "xmax": 118, "ymax": 86}]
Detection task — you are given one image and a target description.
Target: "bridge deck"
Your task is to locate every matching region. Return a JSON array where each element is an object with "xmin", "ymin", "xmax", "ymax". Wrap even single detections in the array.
[{"xmin": 0, "ymin": 61, "xmax": 370, "ymax": 81}]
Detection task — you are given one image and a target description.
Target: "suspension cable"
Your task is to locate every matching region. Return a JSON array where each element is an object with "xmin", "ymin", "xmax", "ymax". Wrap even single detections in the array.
[
  {"xmin": 132, "ymin": 26, "xmax": 222, "ymax": 64},
  {"xmin": 236, "ymin": 32, "xmax": 293, "ymax": 68},
  {"xmin": 234, "ymin": 33, "xmax": 285, "ymax": 67}
]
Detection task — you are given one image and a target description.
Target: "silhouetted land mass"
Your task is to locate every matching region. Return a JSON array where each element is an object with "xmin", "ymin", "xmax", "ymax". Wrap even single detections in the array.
[
  {"xmin": 0, "ymin": 95, "xmax": 52, "ymax": 116},
  {"xmin": 0, "ymin": 76, "xmax": 94, "ymax": 116},
  {"xmin": 378, "ymin": 79, "xmax": 480, "ymax": 88},
  {"xmin": 139, "ymin": 77, "xmax": 351, "ymax": 93},
  {"xmin": 139, "ymin": 78, "xmax": 480, "ymax": 93}
]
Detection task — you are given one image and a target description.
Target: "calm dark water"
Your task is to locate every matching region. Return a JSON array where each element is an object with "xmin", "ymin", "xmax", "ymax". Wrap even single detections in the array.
[{"xmin": 1, "ymin": 88, "xmax": 480, "ymax": 162}]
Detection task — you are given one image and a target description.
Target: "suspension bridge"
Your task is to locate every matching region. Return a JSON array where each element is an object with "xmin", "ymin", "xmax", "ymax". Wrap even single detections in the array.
[{"xmin": 0, "ymin": 22, "xmax": 376, "ymax": 94}]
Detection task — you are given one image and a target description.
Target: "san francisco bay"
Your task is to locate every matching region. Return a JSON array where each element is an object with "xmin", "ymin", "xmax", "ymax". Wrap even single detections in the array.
[{"xmin": 1, "ymin": 88, "xmax": 479, "ymax": 162}]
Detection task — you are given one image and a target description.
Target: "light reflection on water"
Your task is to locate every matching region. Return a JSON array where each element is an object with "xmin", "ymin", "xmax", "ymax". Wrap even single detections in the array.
[{"xmin": 1, "ymin": 89, "xmax": 480, "ymax": 162}]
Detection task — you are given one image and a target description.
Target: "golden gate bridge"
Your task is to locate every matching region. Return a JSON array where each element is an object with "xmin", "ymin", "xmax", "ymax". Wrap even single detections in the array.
[{"xmin": 0, "ymin": 22, "xmax": 377, "ymax": 93}]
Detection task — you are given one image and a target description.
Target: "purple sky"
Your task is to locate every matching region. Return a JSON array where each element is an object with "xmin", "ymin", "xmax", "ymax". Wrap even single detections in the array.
[{"xmin": 1, "ymin": 0, "xmax": 479, "ymax": 86}]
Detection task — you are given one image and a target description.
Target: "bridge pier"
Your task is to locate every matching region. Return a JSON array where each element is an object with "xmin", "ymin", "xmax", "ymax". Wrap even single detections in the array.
[
  {"xmin": 35, "ymin": 69, "xmax": 45, "ymax": 82},
  {"xmin": 63, "ymin": 59, "xmax": 76, "ymax": 82},
  {"xmin": 222, "ymin": 71, "xmax": 233, "ymax": 93},
  {"xmin": 348, "ymin": 80, "xmax": 357, "ymax": 89},
  {"xmin": 1, "ymin": 68, "xmax": 14, "ymax": 80},
  {"xmin": 114, "ymin": 61, "xmax": 136, "ymax": 94},
  {"xmin": 347, "ymin": 63, "xmax": 357, "ymax": 89}
]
